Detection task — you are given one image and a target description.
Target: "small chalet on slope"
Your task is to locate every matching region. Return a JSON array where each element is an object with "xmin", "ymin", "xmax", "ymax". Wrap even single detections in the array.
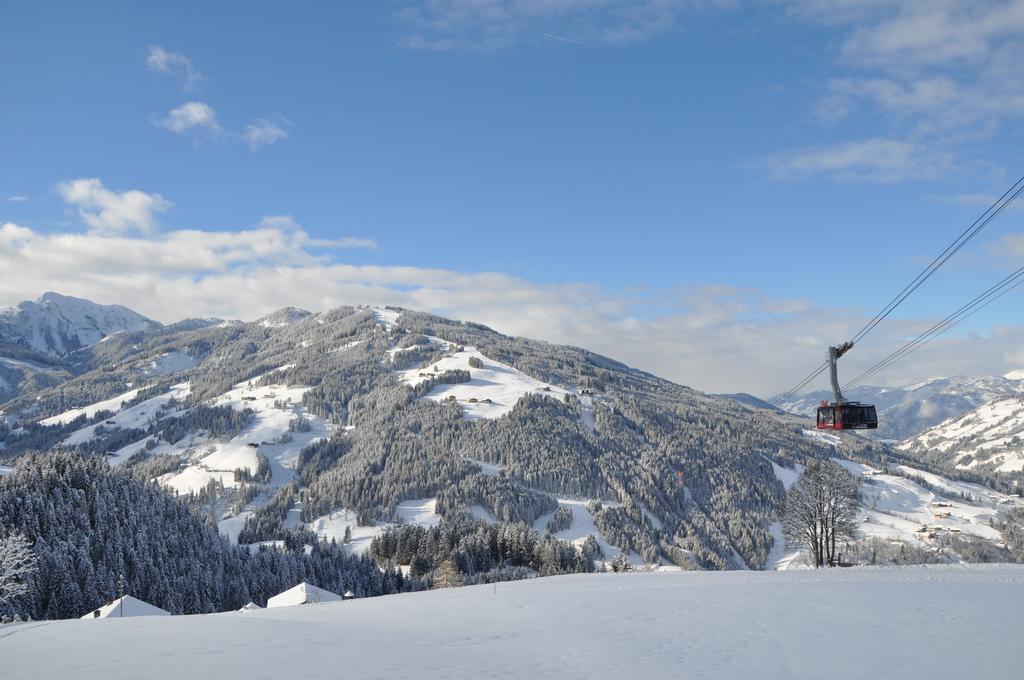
[
  {"xmin": 267, "ymin": 582, "xmax": 342, "ymax": 608},
  {"xmin": 81, "ymin": 595, "xmax": 170, "ymax": 619}
]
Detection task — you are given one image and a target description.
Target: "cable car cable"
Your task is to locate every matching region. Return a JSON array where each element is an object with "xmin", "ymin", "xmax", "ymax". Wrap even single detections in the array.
[
  {"xmin": 844, "ymin": 266, "xmax": 1024, "ymax": 391},
  {"xmin": 847, "ymin": 266, "xmax": 1024, "ymax": 389},
  {"xmin": 849, "ymin": 177, "xmax": 1024, "ymax": 345},
  {"xmin": 796, "ymin": 264, "xmax": 1024, "ymax": 416},
  {"xmin": 770, "ymin": 361, "xmax": 829, "ymax": 408},
  {"xmin": 772, "ymin": 175, "xmax": 1023, "ymax": 410}
]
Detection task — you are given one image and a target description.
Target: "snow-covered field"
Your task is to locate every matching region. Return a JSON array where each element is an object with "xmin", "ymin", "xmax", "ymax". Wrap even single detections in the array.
[
  {"xmin": 159, "ymin": 378, "xmax": 334, "ymax": 497},
  {"xmin": 398, "ymin": 345, "xmax": 574, "ymax": 420},
  {"xmin": 395, "ymin": 340, "xmax": 596, "ymax": 430},
  {"xmin": 33, "ymin": 372, "xmax": 335, "ymax": 542},
  {"xmin": 148, "ymin": 351, "xmax": 198, "ymax": 375},
  {"xmin": 307, "ymin": 498, "xmax": 442, "ymax": 554},
  {"xmin": 836, "ymin": 459, "xmax": 1023, "ymax": 548},
  {"xmin": 770, "ymin": 449, "xmax": 1023, "ymax": 566},
  {"xmin": 60, "ymin": 383, "xmax": 191, "ymax": 450},
  {"xmin": 40, "ymin": 387, "xmax": 144, "ymax": 426},
  {"xmin": 532, "ymin": 497, "xmax": 636, "ymax": 564},
  {"xmin": 3, "ymin": 566, "xmax": 1022, "ymax": 680}
]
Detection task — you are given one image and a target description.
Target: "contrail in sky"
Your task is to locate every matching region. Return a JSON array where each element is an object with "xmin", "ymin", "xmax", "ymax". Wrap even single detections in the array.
[{"xmin": 540, "ymin": 32, "xmax": 593, "ymax": 48}]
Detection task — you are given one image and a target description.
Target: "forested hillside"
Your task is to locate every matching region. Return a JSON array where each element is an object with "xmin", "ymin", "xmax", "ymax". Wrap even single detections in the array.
[{"xmin": 0, "ymin": 453, "xmax": 405, "ymax": 621}]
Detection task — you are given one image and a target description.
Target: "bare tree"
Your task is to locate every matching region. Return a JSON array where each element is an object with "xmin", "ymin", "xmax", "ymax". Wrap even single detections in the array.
[
  {"xmin": 0, "ymin": 532, "xmax": 37, "ymax": 618},
  {"xmin": 781, "ymin": 460, "xmax": 860, "ymax": 567}
]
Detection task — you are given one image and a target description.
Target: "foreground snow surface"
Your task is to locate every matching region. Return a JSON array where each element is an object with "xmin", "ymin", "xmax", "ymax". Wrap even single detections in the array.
[{"xmin": 4, "ymin": 566, "xmax": 1023, "ymax": 680}]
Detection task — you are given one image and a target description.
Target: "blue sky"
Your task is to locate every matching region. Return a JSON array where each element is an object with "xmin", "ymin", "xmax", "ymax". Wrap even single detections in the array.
[{"xmin": 2, "ymin": 1, "xmax": 1023, "ymax": 395}]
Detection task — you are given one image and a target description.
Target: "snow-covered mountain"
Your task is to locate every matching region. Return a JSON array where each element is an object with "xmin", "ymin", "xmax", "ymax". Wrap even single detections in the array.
[
  {"xmin": 775, "ymin": 374, "xmax": 1024, "ymax": 441},
  {"xmin": 900, "ymin": 394, "xmax": 1024, "ymax": 474},
  {"xmin": 2, "ymin": 298, "xmax": 892, "ymax": 573},
  {"xmin": 2, "ymin": 294, "xmax": 1020, "ymax": 583},
  {"xmin": 0, "ymin": 291, "xmax": 158, "ymax": 357}
]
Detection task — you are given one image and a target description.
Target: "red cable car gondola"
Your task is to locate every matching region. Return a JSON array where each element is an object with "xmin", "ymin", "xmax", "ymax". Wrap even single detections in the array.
[{"xmin": 816, "ymin": 341, "xmax": 878, "ymax": 431}]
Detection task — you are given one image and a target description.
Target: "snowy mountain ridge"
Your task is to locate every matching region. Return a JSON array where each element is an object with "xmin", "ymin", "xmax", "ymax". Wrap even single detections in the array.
[
  {"xmin": 0, "ymin": 291, "xmax": 157, "ymax": 357},
  {"xmin": 900, "ymin": 395, "xmax": 1024, "ymax": 474}
]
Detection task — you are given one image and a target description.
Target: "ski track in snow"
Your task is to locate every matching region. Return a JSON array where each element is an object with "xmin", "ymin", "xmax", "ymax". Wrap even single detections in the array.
[{"xmin": 4, "ymin": 566, "xmax": 1023, "ymax": 680}]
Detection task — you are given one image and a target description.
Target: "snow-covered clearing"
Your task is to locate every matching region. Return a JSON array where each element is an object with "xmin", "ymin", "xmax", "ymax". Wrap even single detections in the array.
[
  {"xmin": 40, "ymin": 387, "xmax": 144, "ymax": 426},
  {"xmin": 802, "ymin": 428, "xmax": 841, "ymax": 447},
  {"xmin": 328, "ymin": 339, "xmax": 363, "ymax": 354},
  {"xmin": 61, "ymin": 383, "xmax": 191, "ymax": 450},
  {"xmin": 307, "ymin": 498, "xmax": 441, "ymax": 555},
  {"xmin": 395, "ymin": 497, "xmax": 441, "ymax": 527},
  {"xmin": 148, "ymin": 351, "xmax": 197, "ymax": 375},
  {"xmin": 372, "ymin": 307, "xmax": 401, "ymax": 328},
  {"xmin": 307, "ymin": 509, "xmax": 383, "ymax": 554},
  {"xmin": 5, "ymin": 566, "xmax": 1023, "ymax": 680},
  {"xmin": 161, "ymin": 379, "xmax": 333, "ymax": 496},
  {"xmin": 768, "ymin": 459, "xmax": 803, "ymax": 491},
  {"xmin": 397, "ymin": 345, "xmax": 594, "ymax": 431},
  {"xmin": 532, "ymin": 497, "xmax": 636, "ymax": 565},
  {"xmin": 465, "ymin": 457, "xmax": 503, "ymax": 477},
  {"xmin": 766, "ymin": 458, "xmax": 804, "ymax": 569}
]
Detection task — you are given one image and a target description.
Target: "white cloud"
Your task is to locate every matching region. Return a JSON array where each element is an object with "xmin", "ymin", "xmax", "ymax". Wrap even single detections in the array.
[
  {"xmin": 2, "ymin": 215, "xmax": 1021, "ymax": 395},
  {"xmin": 55, "ymin": 178, "xmax": 172, "ymax": 235},
  {"xmin": 255, "ymin": 215, "xmax": 377, "ymax": 249},
  {"xmin": 760, "ymin": 138, "xmax": 951, "ymax": 183},
  {"xmin": 242, "ymin": 118, "xmax": 289, "ymax": 151},
  {"xmin": 990, "ymin": 233, "xmax": 1024, "ymax": 260},
  {"xmin": 765, "ymin": 1, "xmax": 1024, "ymax": 184},
  {"xmin": 5, "ymin": 195, "xmax": 28, "ymax": 203},
  {"xmin": 154, "ymin": 101, "xmax": 220, "ymax": 135},
  {"xmin": 146, "ymin": 46, "xmax": 202, "ymax": 91},
  {"xmin": 396, "ymin": 0, "xmax": 726, "ymax": 50}
]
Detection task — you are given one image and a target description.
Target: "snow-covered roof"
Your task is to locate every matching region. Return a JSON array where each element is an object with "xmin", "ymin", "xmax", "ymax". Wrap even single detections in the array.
[
  {"xmin": 239, "ymin": 602, "xmax": 263, "ymax": 612},
  {"xmin": 266, "ymin": 582, "xmax": 342, "ymax": 608},
  {"xmin": 81, "ymin": 595, "xmax": 170, "ymax": 619}
]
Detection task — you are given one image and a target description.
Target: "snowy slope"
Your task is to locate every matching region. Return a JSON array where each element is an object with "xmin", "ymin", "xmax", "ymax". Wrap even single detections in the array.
[
  {"xmin": 0, "ymin": 291, "xmax": 156, "ymax": 357},
  {"xmin": 776, "ymin": 374, "xmax": 1024, "ymax": 440},
  {"xmin": 4, "ymin": 566, "xmax": 1023, "ymax": 680},
  {"xmin": 0, "ymin": 356, "xmax": 69, "ymax": 403},
  {"xmin": 40, "ymin": 387, "xmax": 145, "ymax": 426},
  {"xmin": 159, "ymin": 377, "xmax": 334, "ymax": 496},
  {"xmin": 834, "ymin": 459, "xmax": 1016, "ymax": 544},
  {"xmin": 768, "ymin": 439, "xmax": 1023, "ymax": 566},
  {"xmin": 60, "ymin": 383, "xmax": 191, "ymax": 451},
  {"xmin": 307, "ymin": 499, "xmax": 442, "ymax": 555},
  {"xmin": 899, "ymin": 395, "xmax": 1024, "ymax": 473},
  {"xmin": 396, "ymin": 342, "xmax": 595, "ymax": 428}
]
